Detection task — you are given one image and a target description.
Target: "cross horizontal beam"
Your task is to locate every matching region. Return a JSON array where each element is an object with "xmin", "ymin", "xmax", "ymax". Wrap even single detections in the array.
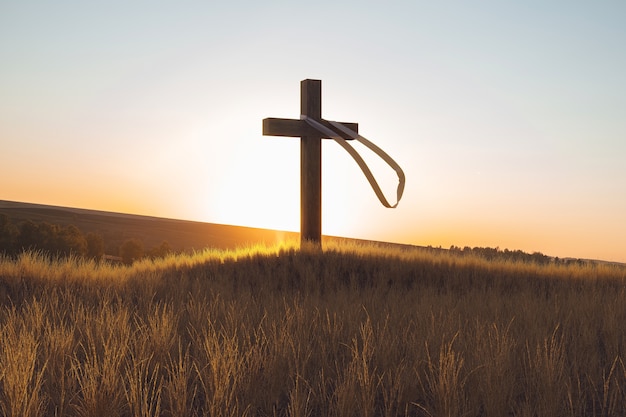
[{"xmin": 262, "ymin": 118, "xmax": 358, "ymax": 140}]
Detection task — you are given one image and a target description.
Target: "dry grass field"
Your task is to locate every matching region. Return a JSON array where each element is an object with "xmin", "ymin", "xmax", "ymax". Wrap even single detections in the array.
[{"xmin": 1, "ymin": 240, "xmax": 626, "ymax": 417}]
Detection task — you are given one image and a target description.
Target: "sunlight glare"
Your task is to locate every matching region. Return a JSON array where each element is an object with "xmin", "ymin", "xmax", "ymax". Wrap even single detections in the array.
[{"xmin": 210, "ymin": 132, "xmax": 300, "ymax": 233}]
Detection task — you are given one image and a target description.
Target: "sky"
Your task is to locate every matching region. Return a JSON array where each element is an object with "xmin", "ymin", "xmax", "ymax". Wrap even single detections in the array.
[{"xmin": 1, "ymin": 1, "xmax": 625, "ymax": 262}]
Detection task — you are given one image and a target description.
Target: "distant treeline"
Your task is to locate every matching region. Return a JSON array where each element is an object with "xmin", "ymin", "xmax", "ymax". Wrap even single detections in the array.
[
  {"xmin": 0, "ymin": 213, "xmax": 171, "ymax": 263},
  {"xmin": 447, "ymin": 245, "xmax": 550, "ymax": 263},
  {"xmin": 446, "ymin": 245, "xmax": 588, "ymax": 266}
]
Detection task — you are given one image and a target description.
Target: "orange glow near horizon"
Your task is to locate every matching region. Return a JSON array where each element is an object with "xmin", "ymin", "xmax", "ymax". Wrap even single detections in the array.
[
  {"xmin": 3, "ymin": 185, "xmax": 626, "ymax": 263},
  {"xmin": 3, "ymin": 123, "xmax": 625, "ymax": 263}
]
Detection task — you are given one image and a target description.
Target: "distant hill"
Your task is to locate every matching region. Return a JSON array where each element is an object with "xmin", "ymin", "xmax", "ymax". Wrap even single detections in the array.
[
  {"xmin": 0, "ymin": 200, "xmax": 301, "ymax": 254},
  {"xmin": 1, "ymin": 200, "xmax": 418, "ymax": 256},
  {"xmin": 4, "ymin": 200, "xmax": 621, "ymax": 266}
]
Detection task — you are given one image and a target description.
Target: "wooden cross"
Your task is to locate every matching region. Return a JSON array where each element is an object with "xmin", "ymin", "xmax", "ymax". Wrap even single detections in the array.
[{"xmin": 263, "ymin": 79, "xmax": 358, "ymax": 246}]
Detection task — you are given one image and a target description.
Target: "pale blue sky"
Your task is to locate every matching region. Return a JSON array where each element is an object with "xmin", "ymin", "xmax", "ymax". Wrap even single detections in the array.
[{"xmin": 1, "ymin": 1, "xmax": 625, "ymax": 261}]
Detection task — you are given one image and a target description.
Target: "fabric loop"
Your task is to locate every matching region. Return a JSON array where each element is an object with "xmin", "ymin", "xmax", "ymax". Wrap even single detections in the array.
[{"xmin": 301, "ymin": 116, "xmax": 405, "ymax": 208}]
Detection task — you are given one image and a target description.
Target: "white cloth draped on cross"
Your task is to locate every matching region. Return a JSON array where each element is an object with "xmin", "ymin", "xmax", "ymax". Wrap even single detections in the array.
[
  {"xmin": 263, "ymin": 79, "xmax": 405, "ymax": 245},
  {"xmin": 301, "ymin": 115, "xmax": 405, "ymax": 209}
]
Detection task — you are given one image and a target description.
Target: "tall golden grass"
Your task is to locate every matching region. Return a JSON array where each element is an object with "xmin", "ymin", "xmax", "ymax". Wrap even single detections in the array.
[{"xmin": 1, "ymin": 240, "xmax": 625, "ymax": 416}]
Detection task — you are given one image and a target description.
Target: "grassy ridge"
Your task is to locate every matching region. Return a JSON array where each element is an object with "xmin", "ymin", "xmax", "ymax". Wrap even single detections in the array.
[{"xmin": 1, "ymin": 241, "xmax": 626, "ymax": 416}]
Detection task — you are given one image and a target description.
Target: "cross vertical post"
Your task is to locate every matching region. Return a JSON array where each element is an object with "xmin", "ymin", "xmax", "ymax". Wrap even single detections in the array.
[
  {"xmin": 262, "ymin": 79, "xmax": 358, "ymax": 247},
  {"xmin": 300, "ymin": 79, "xmax": 322, "ymax": 245}
]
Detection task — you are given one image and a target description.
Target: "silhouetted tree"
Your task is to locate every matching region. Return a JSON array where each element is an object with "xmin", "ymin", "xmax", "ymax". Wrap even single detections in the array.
[
  {"xmin": 58, "ymin": 225, "xmax": 87, "ymax": 257},
  {"xmin": 120, "ymin": 238, "xmax": 144, "ymax": 265},
  {"xmin": 36, "ymin": 222, "xmax": 59, "ymax": 253},
  {"xmin": 17, "ymin": 220, "xmax": 39, "ymax": 252},
  {"xmin": 0, "ymin": 213, "xmax": 17, "ymax": 255},
  {"xmin": 86, "ymin": 232, "xmax": 105, "ymax": 259},
  {"xmin": 148, "ymin": 240, "xmax": 172, "ymax": 259},
  {"xmin": 10, "ymin": 220, "xmax": 90, "ymax": 258}
]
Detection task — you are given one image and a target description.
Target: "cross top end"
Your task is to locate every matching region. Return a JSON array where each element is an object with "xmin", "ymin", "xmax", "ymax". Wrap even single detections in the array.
[
  {"xmin": 262, "ymin": 79, "xmax": 359, "ymax": 245},
  {"xmin": 262, "ymin": 79, "xmax": 358, "ymax": 140}
]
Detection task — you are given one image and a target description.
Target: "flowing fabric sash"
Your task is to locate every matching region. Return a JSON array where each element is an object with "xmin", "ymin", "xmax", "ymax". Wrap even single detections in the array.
[{"xmin": 301, "ymin": 116, "xmax": 405, "ymax": 208}]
